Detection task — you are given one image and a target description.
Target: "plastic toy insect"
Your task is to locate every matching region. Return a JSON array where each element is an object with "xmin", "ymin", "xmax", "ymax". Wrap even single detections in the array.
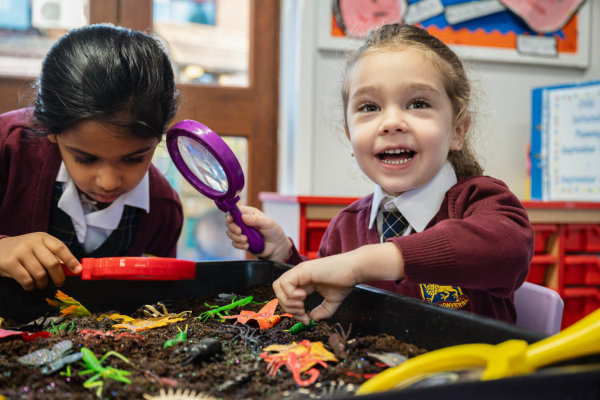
[
  {"xmin": 78, "ymin": 347, "xmax": 132, "ymax": 397},
  {"xmin": 197, "ymin": 295, "xmax": 255, "ymax": 322},
  {"xmin": 17, "ymin": 340, "xmax": 83, "ymax": 375},
  {"xmin": 111, "ymin": 304, "xmax": 190, "ymax": 332},
  {"xmin": 142, "ymin": 302, "xmax": 192, "ymax": 319},
  {"xmin": 112, "ymin": 315, "xmax": 187, "ymax": 332},
  {"xmin": 287, "ymin": 319, "xmax": 316, "ymax": 334},
  {"xmin": 163, "ymin": 325, "xmax": 189, "ymax": 348},
  {"xmin": 17, "ymin": 339, "xmax": 74, "ymax": 366},
  {"xmin": 46, "ymin": 320, "xmax": 75, "ymax": 335},
  {"xmin": 227, "ymin": 324, "xmax": 261, "ymax": 351},
  {"xmin": 17, "ymin": 313, "xmax": 64, "ymax": 332},
  {"xmin": 46, "ymin": 290, "xmax": 91, "ymax": 317},
  {"xmin": 221, "ymin": 298, "xmax": 292, "ymax": 329},
  {"xmin": 328, "ymin": 323, "xmax": 352, "ymax": 360},
  {"xmin": 42, "ymin": 351, "xmax": 83, "ymax": 375},
  {"xmin": 260, "ymin": 340, "xmax": 338, "ymax": 386},
  {"xmin": 175, "ymin": 338, "xmax": 222, "ymax": 365}
]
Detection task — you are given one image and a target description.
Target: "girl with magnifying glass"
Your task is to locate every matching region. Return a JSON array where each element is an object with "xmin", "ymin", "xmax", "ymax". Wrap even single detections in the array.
[
  {"xmin": 0, "ymin": 24, "xmax": 182, "ymax": 291},
  {"xmin": 226, "ymin": 24, "xmax": 533, "ymax": 326}
]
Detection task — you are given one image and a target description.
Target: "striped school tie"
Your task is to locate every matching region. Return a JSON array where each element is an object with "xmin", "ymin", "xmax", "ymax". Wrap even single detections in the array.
[{"xmin": 382, "ymin": 210, "xmax": 409, "ymax": 240}]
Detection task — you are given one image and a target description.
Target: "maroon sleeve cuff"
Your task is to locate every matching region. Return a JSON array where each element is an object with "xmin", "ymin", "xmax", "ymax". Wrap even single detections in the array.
[{"xmin": 283, "ymin": 238, "xmax": 308, "ymax": 265}]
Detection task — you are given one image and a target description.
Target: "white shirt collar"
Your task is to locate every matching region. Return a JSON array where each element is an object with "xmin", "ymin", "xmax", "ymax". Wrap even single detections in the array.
[
  {"xmin": 55, "ymin": 162, "xmax": 150, "ymax": 243},
  {"xmin": 369, "ymin": 161, "xmax": 457, "ymax": 233}
]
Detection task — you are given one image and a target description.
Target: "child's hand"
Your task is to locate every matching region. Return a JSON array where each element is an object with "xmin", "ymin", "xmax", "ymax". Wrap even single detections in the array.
[
  {"xmin": 0, "ymin": 233, "xmax": 81, "ymax": 291},
  {"xmin": 272, "ymin": 254, "xmax": 358, "ymax": 325},
  {"xmin": 273, "ymin": 243, "xmax": 405, "ymax": 324},
  {"xmin": 225, "ymin": 205, "xmax": 292, "ymax": 261}
]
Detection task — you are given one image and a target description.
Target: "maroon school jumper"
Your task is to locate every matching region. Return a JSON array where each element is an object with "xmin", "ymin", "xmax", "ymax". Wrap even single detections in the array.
[
  {"xmin": 0, "ymin": 108, "xmax": 183, "ymax": 258},
  {"xmin": 287, "ymin": 176, "xmax": 534, "ymax": 323}
]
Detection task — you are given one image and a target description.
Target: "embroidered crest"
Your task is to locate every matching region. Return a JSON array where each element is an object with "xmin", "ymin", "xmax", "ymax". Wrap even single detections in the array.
[{"xmin": 420, "ymin": 284, "xmax": 469, "ymax": 309}]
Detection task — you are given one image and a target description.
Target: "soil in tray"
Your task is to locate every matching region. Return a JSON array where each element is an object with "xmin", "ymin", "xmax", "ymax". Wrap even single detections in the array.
[{"xmin": 0, "ymin": 284, "xmax": 427, "ymax": 400}]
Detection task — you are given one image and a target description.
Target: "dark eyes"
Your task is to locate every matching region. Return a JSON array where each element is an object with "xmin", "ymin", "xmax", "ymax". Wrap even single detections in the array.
[
  {"xmin": 357, "ymin": 99, "xmax": 430, "ymax": 113},
  {"xmin": 74, "ymin": 156, "xmax": 145, "ymax": 165},
  {"xmin": 74, "ymin": 157, "xmax": 95, "ymax": 165},
  {"xmin": 124, "ymin": 157, "xmax": 145, "ymax": 164},
  {"xmin": 357, "ymin": 103, "xmax": 380, "ymax": 112},
  {"xmin": 408, "ymin": 99, "xmax": 429, "ymax": 109}
]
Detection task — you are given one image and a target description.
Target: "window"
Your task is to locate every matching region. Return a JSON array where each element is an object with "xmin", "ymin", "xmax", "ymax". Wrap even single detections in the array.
[{"xmin": 0, "ymin": 0, "xmax": 89, "ymax": 77}]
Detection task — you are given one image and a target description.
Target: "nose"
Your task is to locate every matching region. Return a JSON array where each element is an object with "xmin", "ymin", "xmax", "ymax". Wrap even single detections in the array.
[
  {"xmin": 380, "ymin": 108, "xmax": 408, "ymax": 134},
  {"xmin": 95, "ymin": 165, "xmax": 122, "ymax": 192}
]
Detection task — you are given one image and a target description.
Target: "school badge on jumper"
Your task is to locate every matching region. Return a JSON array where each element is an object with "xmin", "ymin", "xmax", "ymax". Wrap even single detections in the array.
[{"xmin": 420, "ymin": 284, "xmax": 469, "ymax": 309}]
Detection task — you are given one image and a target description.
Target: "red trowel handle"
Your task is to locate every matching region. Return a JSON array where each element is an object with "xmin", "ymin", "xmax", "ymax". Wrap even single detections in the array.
[{"xmin": 62, "ymin": 257, "xmax": 196, "ymax": 280}]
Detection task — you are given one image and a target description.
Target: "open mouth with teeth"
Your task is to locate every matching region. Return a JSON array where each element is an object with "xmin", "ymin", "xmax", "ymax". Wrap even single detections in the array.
[{"xmin": 377, "ymin": 148, "xmax": 415, "ymax": 165}]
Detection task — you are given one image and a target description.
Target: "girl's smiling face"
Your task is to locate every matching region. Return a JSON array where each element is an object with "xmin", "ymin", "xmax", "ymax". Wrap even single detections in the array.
[
  {"xmin": 345, "ymin": 47, "xmax": 467, "ymax": 196},
  {"xmin": 48, "ymin": 118, "xmax": 159, "ymax": 204}
]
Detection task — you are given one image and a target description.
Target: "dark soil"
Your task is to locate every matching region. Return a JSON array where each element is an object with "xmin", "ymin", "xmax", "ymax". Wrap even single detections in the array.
[{"xmin": 0, "ymin": 285, "xmax": 427, "ymax": 400}]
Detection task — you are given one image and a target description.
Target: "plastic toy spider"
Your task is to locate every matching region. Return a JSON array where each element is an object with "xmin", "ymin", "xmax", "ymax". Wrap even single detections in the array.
[
  {"xmin": 328, "ymin": 323, "xmax": 353, "ymax": 360},
  {"xmin": 226, "ymin": 324, "xmax": 261, "ymax": 351}
]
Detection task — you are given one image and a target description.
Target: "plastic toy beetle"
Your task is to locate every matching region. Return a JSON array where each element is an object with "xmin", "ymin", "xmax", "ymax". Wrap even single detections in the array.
[{"xmin": 175, "ymin": 338, "xmax": 222, "ymax": 365}]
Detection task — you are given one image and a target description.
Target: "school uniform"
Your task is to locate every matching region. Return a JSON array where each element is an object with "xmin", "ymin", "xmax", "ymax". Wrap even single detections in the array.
[
  {"xmin": 0, "ymin": 108, "xmax": 183, "ymax": 258},
  {"xmin": 286, "ymin": 161, "xmax": 534, "ymax": 323}
]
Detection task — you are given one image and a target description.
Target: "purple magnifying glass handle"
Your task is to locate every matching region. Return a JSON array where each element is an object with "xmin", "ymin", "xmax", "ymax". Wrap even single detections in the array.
[
  {"xmin": 167, "ymin": 120, "xmax": 265, "ymax": 255},
  {"xmin": 228, "ymin": 205, "xmax": 265, "ymax": 254}
]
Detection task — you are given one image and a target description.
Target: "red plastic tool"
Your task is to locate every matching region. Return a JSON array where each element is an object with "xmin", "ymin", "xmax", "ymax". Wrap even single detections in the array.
[{"xmin": 62, "ymin": 257, "xmax": 196, "ymax": 280}]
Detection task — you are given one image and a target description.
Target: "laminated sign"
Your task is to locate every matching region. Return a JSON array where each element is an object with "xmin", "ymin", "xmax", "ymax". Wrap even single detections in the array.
[{"xmin": 531, "ymin": 80, "xmax": 600, "ymax": 201}]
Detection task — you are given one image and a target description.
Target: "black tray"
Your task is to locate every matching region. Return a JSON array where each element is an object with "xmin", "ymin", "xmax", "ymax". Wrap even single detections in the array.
[{"xmin": 1, "ymin": 260, "xmax": 598, "ymax": 399}]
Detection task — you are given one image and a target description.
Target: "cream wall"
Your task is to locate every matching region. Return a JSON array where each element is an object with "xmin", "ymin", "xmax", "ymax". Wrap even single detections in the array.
[{"xmin": 278, "ymin": 1, "xmax": 600, "ymax": 200}]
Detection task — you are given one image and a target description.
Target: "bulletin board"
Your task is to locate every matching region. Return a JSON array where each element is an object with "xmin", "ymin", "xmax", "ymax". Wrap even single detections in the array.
[{"xmin": 316, "ymin": 0, "xmax": 591, "ymax": 68}]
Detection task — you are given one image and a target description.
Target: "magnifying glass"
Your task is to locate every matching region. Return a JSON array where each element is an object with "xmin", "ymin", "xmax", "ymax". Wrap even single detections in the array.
[{"xmin": 166, "ymin": 120, "xmax": 265, "ymax": 254}]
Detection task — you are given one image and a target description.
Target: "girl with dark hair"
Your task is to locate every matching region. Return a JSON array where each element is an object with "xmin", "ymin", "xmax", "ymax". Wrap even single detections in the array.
[
  {"xmin": 227, "ymin": 24, "xmax": 534, "ymax": 325},
  {"xmin": 0, "ymin": 24, "xmax": 183, "ymax": 291}
]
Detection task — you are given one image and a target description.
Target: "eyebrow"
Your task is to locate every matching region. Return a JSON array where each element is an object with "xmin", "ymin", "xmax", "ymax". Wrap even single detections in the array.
[
  {"xmin": 351, "ymin": 82, "xmax": 441, "ymax": 98},
  {"xmin": 64, "ymin": 145, "xmax": 154, "ymax": 158}
]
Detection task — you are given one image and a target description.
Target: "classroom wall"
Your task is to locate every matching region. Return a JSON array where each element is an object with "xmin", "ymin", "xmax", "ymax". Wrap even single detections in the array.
[{"xmin": 277, "ymin": 0, "xmax": 600, "ymax": 200}]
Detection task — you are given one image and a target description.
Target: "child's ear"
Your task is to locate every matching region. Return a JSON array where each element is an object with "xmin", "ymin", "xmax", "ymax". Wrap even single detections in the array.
[
  {"xmin": 47, "ymin": 134, "xmax": 57, "ymax": 144},
  {"xmin": 344, "ymin": 124, "xmax": 350, "ymax": 140},
  {"xmin": 450, "ymin": 114, "xmax": 470, "ymax": 151}
]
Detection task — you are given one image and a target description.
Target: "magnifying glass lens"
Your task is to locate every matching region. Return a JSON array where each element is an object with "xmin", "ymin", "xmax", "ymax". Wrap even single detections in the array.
[{"xmin": 177, "ymin": 136, "xmax": 228, "ymax": 193}]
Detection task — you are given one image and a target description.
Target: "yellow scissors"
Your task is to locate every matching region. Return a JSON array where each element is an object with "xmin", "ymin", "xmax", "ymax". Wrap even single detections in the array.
[{"xmin": 357, "ymin": 308, "xmax": 600, "ymax": 395}]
